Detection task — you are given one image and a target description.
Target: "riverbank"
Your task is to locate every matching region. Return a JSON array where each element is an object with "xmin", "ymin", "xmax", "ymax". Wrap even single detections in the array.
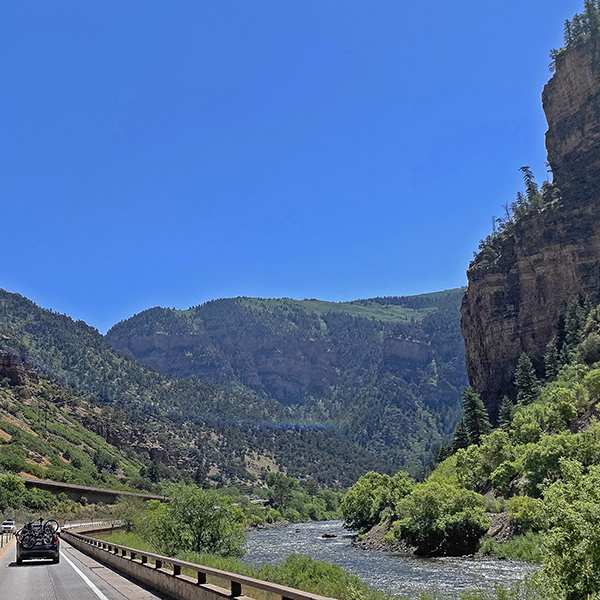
[{"xmin": 351, "ymin": 513, "xmax": 519, "ymax": 557}]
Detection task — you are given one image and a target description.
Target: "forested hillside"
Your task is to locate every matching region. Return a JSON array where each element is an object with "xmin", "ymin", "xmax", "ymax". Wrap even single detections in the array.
[
  {"xmin": 107, "ymin": 290, "xmax": 467, "ymax": 475},
  {"xmin": 0, "ymin": 348, "xmax": 143, "ymax": 491},
  {"xmin": 0, "ymin": 288, "xmax": 391, "ymax": 487}
]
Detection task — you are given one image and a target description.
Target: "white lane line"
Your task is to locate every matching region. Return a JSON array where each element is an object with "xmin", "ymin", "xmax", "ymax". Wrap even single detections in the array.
[{"xmin": 61, "ymin": 551, "xmax": 110, "ymax": 600}]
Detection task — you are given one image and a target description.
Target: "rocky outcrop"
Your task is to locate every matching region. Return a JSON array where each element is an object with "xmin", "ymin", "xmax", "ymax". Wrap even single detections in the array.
[
  {"xmin": 461, "ymin": 39, "xmax": 600, "ymax": 419},
  {"xmin": 0, "ymin": 348, "xmax": 38, "ymax": 386},
  {"xmin": 544, "ymin": 39, "xmax": 600, "ymax": 203}
]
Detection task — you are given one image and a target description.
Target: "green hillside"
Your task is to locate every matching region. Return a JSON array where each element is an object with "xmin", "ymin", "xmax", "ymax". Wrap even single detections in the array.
[
  {"xmin": 107, "ymin": 289, "xmax": 467, "ymax": 476},
  {"xmin": 0, "ymin": 349, "xmax": 143, "ymax": 490},
  {"xmin": 0, "ymin": 288, "xmax": 391, "ymax": 487},
  {"xmin": 340, "ymin": 294, "xmax": 600, "ymax": 595}
]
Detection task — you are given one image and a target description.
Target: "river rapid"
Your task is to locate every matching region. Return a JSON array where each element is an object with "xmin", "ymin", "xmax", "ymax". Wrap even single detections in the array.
[{"xmin": 243, "ymin": 520, "xmax": 539, "ymax": 599}]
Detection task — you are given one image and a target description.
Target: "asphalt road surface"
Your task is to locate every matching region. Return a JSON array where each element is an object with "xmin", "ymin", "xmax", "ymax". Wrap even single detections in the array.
[{"xmin": 0, "ymin": 536, "xmax": 172, "ymax": 600}]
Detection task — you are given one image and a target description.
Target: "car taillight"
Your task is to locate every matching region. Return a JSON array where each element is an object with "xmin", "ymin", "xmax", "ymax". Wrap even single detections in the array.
[{"xmin": 52, "ymin": 534, "xmax": 58, "ymax": 544}]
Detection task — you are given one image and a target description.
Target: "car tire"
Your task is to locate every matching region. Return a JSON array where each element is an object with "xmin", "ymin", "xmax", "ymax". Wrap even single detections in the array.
[
  {"xmin": 53, "ymin": 556, "xmax": 60, "ymax": 564},
  {"xmin": 16, "ymin": 558, "xmax": 22, "ymax": 565}
]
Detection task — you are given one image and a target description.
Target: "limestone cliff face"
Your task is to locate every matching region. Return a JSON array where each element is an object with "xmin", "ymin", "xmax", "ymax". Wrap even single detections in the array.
[
  {"xmin": 461, "ymin": 39, "xmax": 600, "ymax": 420},
  {"xmin": 106, "ymin": 294, "xmax": 466, "ymax": 416},
  {"xmin": 108, "ymin": 323, "xmax": 436, "ymax": 405}
]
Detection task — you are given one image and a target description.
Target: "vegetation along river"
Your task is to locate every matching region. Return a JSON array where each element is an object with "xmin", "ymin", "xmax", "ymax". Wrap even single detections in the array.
[{"xmin": 243, "ymin": 521, "xmax": 538, "ymax": 599}]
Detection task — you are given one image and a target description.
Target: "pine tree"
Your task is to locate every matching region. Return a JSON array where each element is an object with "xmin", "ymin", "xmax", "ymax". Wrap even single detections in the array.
[
  {"xmin": 559, "ymin": 342, "xmax": 573, "ymax": 368},
  {"xmin": 462, "ymin": 388, "xmax": 491, "ymax": 445},
  {"xmin": 451, "ymin": 418, "xmax": 471, "ymax": 451},
  {"xmin": 564, "ymin": 295, "xmax": 589, "ymax": 351},
  {"xmin": 515, "ymin": 353, "xmax": 540, "ymax": 405},
  {"xmin": 498, "ymin": 396, "xmax": 514, "ymax": 431},
  {"xmin": 519, "ymin": 166, "xmax": 540, "ymax": 206}
]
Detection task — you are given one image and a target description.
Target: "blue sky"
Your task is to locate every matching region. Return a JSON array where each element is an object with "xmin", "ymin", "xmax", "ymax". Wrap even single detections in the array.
[{"xmin": 1, "ymin": 1, "xmax": 583, "ymax": 333}]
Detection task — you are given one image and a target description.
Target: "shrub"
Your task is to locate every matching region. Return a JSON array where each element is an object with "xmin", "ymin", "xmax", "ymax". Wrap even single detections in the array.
[
  {"xmin": 541, "ymin": 460, "xmax": 600, "ymax": 600},
  {"xmin": 341, "ymin": 471, "xmax": 414, "ymax": 533},
  {"xmin": 136, "ymin": 483, "xmax": 246, "ymax": 558},
  {"xmin": 506, "ymin": 496, "xmax": 544, "ymax": 533},
  {"xmin": 390, "ymin": 482, "xmax": 490, "ymax": 556}
]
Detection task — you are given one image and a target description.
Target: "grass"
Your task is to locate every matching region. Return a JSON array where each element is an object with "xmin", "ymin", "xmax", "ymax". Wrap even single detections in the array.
[
  {"xmin": 478, "ymin": 532, "xmax": 544, "ymax": 564},
  {"xmin": 94, "ymin": 529, "xmax": 153, "ymax": 552},
  {"xmin": 239, "ymin": 297, "xmax": 435, "ymax": 324}
]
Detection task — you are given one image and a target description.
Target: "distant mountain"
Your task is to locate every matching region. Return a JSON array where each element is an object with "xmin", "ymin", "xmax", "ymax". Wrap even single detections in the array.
[
  {"xmin": 107, "ymin": 290, "xmax": 467, "ymax": 476},
  {"xmin": 0, "ymin": 288, "xmax": 391, "ymax": 487}
]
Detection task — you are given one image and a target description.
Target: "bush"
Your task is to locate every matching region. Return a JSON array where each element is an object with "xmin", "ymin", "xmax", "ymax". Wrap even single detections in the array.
[
  {"xmin": 390, "ymin": 482, "xmax": 490, "ymax": 556},
  {"xmin": 135, "ymin": 483, "xmax": 246, "ymax": 558},
  {"xmin": 341, "ymin": 471, "xmax": 414, "ymax": 533},
  {"xmin": 541, "ymin": 461, "xmax": 600, "ymax": 599},
  {"xmin": 506, "ymin": 496, "xmax": 544, "ymax": 533},
  {"xmin": 282, "ymin": 508, "xmax": 302, "ymax": 523},
  {"xmin": 26, "ymin": 488, "xmax": 56, "ymax": 511}
]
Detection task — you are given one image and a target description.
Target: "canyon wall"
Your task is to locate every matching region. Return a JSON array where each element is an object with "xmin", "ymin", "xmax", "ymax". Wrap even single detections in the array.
[{"xmin": 461, "ymin": 39, "xmax": 600, "ymax": 420}]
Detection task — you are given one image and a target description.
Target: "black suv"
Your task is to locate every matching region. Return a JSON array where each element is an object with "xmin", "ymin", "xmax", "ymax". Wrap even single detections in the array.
[{"xmin": 16, "ymin": 518, "xmax": 60, "ymax": 564}]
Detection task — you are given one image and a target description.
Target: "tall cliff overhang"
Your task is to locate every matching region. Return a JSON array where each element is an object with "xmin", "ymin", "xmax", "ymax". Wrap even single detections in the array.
[
  {"xmin": 544, "ymin": 39, "xmax": 600, "ymax": 203},
  {"xmin": 461, "ymin": 38, "xmax": 600, "ymax": 421}
]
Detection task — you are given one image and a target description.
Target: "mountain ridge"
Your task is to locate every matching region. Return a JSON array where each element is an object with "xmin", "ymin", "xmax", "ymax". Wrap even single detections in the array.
[
  {"xmin": 0, "ymin": 287, "xmax": 394, "ymax": 486},
  {"xmin": 106, "ymin": 289, "xmax": 467, "ymax": 475}
]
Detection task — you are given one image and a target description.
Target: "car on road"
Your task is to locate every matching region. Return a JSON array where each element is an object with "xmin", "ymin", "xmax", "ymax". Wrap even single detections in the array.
[
  {"xmin": 1, "ymin": 518, "xmax": 15, "ymax": 533},
  {"xmin": 15, "ymin": 519, "xmax": 60, "ymax": 564}
]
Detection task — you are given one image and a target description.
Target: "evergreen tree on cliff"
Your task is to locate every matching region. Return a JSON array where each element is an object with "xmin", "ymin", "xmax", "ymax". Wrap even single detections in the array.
[
  {"xmin": 462, "ymin": 388, "xmax": 491, "ymax": 445},
  {"xmin": 450, "ymin": 419, "xmax": 470, "ymax": 452},
  {"xmin": 515, "ymin": 353, "xmax": 540, "ymax": 405},
  {"xmin": 544, "ymin": 337, "xmax": 561, "ymax": 381},
  {"xmin": 564, "ymin": 295, "xmax": 591, "ymax": 353},
  {"xmin": 498, "ymin": 396, "xmax": 514, "ymax": 431}
]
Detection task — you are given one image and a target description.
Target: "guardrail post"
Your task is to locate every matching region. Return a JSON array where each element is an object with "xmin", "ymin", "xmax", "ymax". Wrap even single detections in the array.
[
  {"xmin": 155, "ymin": 560, "xmax": 162, "ymax": 570},
  {"xmin": 197, "ymin": 571, "xmax": 207, "ymax": 585},
  {"xmin": 131, "ymin": 552, "xmax": 136, "ymax": 561},
  {"xmin": 231, "ymin": 581, "xmax": 242, "ymax": 597},
  {"xmin": 173, "ymin": 565, "xmax": 181, "ymax": 576},
  {"xmin": 141, "ymin": 555, "xmax": 147, "ymax": 565}
]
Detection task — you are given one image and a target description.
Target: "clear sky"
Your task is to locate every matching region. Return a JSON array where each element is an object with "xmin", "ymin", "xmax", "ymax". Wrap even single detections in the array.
[{"xmin": 1, "ymin": 1, "xmax": 583, "ymax": 333}]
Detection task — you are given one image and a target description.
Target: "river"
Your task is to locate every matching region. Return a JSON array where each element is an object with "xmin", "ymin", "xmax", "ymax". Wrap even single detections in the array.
[{"xmin": 243, "ymin": 520, "xmax": 539, "ymax": 599}]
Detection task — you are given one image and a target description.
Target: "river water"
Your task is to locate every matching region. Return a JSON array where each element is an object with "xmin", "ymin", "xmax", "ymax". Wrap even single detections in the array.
[{"xmin": 243, "ymin": 520, "xmax": 539, "ymax": 599}]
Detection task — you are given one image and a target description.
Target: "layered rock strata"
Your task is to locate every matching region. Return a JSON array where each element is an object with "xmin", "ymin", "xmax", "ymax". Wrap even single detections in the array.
[{"xmin": 461, "ymin": 39, "xmax": 600, "ymax": 420}]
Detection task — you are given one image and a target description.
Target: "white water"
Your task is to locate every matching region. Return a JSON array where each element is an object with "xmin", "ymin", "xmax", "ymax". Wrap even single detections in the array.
[{"xmin": 243, "ymin": 520, "xmax": 539, "ymax": 599}]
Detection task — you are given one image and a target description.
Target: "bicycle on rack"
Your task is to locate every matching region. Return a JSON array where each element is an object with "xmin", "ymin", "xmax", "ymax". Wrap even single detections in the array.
[{"xmin": 15, "ymin": 518, "xmax": 60, "ymax": 564}]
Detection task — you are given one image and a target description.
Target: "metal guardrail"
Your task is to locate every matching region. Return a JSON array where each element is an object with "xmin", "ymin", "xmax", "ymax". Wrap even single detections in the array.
[{"xmin": 62, "ymin": 527, "xmax": 335, "ymax": 600}]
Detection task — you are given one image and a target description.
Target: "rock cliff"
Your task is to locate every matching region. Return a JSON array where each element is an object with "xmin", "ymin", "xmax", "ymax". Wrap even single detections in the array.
[{"xmin": 461, "ymin": 38, "xmax": 600, "ymax": 420}]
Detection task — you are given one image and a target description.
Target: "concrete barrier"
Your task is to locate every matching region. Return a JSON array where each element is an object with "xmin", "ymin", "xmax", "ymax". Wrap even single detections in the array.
[{"xmin": 61, "ymin": 527, "xmax": 336, "ymax": 600}]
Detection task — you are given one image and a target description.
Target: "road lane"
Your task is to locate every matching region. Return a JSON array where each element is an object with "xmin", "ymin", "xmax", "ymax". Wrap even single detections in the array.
[{"xmin": 0, "ymin": 536, "xmax": 171, "ymax": 600}]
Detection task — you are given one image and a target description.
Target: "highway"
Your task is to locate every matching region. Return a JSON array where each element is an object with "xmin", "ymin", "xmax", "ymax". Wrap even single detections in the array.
[{"xmin": 0, "ymin": 536, "xmax": 171, "ymax": 600}]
